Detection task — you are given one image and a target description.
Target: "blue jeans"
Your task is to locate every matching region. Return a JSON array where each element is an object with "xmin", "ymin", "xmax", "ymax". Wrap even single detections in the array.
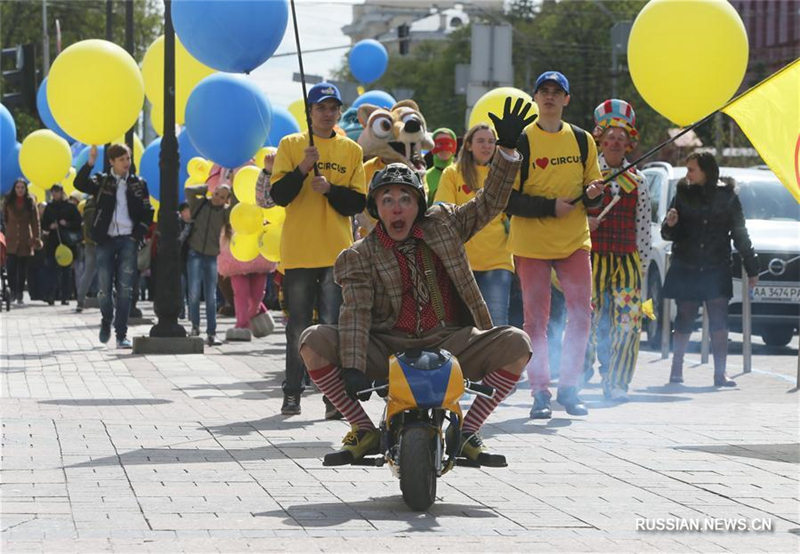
[
  {"xmin": 473, "ymin": 269, "xmax": 513, "ymax": 325},
  {"xmin": 96, "ymin": 235, "xmax": 137, "ymax": 340},
  {"xmin": 283, "ymin": 266, "xmax": 342, "ymax": 394},
  {"xmin": 187, "ymin": 249, "xmax": 218, "ymax": 335}
]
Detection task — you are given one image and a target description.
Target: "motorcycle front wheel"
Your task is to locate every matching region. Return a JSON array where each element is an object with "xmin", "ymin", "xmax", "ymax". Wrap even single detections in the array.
[{"xmin": 399, "ymin": 426, "xmax": 437, "ymax": 511}]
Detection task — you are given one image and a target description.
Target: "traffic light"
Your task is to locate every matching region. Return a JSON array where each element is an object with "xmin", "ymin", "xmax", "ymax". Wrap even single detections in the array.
[
  {"xmin": 398, "ymin": 24, "xmax": 410, "ymax": 56},
  {"xmin": 1, "ymin": 44, "xmax": 37, "ymax": 112}
]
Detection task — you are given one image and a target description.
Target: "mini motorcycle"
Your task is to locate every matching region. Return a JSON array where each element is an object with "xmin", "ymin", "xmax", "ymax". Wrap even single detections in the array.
[{"xmin": 324, "ymin": 349, "xmax": 504, "ymax": 511}]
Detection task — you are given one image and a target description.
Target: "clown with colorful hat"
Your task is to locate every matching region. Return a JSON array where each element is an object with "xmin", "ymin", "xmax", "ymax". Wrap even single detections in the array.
[{"xmin": 583, "ymin": 98, "xmax": 651, "ymax": 403}]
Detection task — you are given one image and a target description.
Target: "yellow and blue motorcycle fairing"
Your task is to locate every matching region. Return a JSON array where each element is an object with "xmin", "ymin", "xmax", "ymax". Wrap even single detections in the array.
[{"xmin": 385, "ymin": 349, "xmax": 464, "ymax": 424}]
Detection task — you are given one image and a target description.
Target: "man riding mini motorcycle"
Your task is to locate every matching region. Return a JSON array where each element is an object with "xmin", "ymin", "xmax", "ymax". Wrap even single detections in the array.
[{"xmin": 299, "ymin": 98, "xmax": 535, "ymax": 466}]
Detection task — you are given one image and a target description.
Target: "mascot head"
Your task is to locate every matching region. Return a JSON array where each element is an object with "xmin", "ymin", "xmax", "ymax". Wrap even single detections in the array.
[{"xmin": 357, "ymin": 100, "xmax": 434, "ymax": 172}]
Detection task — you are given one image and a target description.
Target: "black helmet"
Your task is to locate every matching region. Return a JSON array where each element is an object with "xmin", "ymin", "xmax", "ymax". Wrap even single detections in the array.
[{"xmin": 366, "ymin": 163, "xmax": 427, "ymax": 220}]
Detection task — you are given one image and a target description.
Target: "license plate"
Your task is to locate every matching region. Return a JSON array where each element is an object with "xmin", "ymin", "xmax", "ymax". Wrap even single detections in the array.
[{"xmin": 751, "ymin": 285, "xmax": 800, "ymax": 303}]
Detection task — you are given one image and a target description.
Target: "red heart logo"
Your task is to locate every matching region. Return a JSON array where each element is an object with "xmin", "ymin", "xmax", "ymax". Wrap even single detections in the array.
[
  {"xmin": 535, "ymin": 157, "xmax": 549, "ymax": 169},
  {"xmin": 461, "ymin": 184, "xmax": 472, "ymax": 194}
]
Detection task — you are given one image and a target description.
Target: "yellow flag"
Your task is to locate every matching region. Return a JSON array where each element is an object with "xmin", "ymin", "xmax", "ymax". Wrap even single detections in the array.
[{"xmin": 721, "ymin": 58, "xmax": 800, "ymax": 203}]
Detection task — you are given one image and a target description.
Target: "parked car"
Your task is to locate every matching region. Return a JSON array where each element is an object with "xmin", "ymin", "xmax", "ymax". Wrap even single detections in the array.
[{"xmin": 641, "ymin": 162, "xmax": 800, "ymax": 348}]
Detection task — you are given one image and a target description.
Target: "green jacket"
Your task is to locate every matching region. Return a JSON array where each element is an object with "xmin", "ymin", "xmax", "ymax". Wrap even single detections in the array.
[{"xmin": 186, "ymin": 185, "xmax": 230, "ymax": 257}]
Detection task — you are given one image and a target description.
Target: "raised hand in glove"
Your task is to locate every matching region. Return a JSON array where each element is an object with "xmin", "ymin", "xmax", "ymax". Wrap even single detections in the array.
[
  {"xmin": 342, "ymin": 367, "xmax": 373, "ymax": 402},
  {"xmin": 488, "ymin": 96, "xmax": 538, "ymax": 149}
]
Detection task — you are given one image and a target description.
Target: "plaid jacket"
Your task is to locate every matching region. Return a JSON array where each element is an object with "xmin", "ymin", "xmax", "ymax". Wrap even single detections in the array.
[{"xmin": 334, "ymin": 150, "xmax": 521, "ymax": 372}]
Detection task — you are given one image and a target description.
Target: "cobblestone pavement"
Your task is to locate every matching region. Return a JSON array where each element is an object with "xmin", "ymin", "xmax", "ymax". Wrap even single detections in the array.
[{"xmin": 1, "ymin": 299, "xmax": 799, "ymax": 552}]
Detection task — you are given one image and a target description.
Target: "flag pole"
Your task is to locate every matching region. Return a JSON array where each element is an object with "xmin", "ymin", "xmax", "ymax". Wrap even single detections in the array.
[
  {"xmin": 596, "ymin": 57, "xmax": 800, "ymax": 187},
  {"xmin": 288, "ymin": 0, "xmax": 320, "ymax": 177}
]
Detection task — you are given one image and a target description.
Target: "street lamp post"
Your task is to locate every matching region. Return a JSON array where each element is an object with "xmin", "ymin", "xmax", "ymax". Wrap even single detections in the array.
[{"xmin": 148, "ymin": 0, "xmax": 184, "ymax": 339}]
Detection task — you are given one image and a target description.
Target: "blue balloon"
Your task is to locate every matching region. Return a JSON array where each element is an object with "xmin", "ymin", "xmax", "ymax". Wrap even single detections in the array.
[
  {"xmin": 185, "ymin": 74, "xmax": 271, "ymax": 168},
  {"xmin": 265, "ymin": 106, "xmax": 300, "ymax": 147},
  {"xmin": 139, "ymin": 137, "xmax": 161, "ymax": 201},
  {"xmin": 1, "ymin": 104, "xmax": 16, "ymax": 161},
  {"xmin": 172, "ymin": 0, "xmax": 289, "ymax": 73},
  {"xmin": 0, "ymin": 142, "xmax": 22, "ymax": 196},
  {"xmin": 352, "ymin": 90, "xmax": 396, "ymax": 110},
  {"xmin": 36, "ymin": 77, "xmax": 74, "ymax": 142},
  {"xmin": 348, "ymin": 39, "xmax": 388, "ymax": 84},
  {"xmin": 140, "ymin": 134, "xmax": 196, "ymax": 204}
]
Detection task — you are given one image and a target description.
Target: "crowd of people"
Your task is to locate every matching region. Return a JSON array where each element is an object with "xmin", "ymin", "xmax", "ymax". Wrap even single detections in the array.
[{"xmin": 0, "ymin": 72, "xmax": 758, "ymax": 465}]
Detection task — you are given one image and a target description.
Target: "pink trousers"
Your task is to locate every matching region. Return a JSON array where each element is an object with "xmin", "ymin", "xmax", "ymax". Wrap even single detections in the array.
[
  {"xmin": 230, "ymin": 273, "xmax": 268, "ymax": 329},
  {"xmin": 515, "ymin": 249, "xmax": 592, "ymax": 394}
]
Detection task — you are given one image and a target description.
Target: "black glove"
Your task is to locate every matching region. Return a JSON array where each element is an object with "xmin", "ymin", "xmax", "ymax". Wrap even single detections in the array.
[
  {"xmin": 488, "ymin": 96, "xmax": 537, "ymax": 149},
  {"xmin": 342, "ymin": 367, "xmax": 372, "ymax": 401}
]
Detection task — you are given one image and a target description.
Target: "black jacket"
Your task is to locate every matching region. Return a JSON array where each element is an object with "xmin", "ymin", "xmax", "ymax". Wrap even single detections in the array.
[
  {"xmin": 41, "ymin": 199, "xmax": 82, "ymax": 252},
  {"xmin": 661, "ymin": 182, "xmax": 758, "ymax": 276},
  {"xmin": 74, "ymin": 163, "xmax": 153, "ymax": 243}
]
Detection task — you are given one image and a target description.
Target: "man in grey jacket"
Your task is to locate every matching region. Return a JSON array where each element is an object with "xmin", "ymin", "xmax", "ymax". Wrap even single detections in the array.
[{"xmin": 185, "ymin": 183, "xmax": 231, "ymax": 345}]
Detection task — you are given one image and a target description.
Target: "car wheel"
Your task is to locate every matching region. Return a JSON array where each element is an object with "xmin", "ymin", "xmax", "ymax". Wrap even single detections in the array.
[
  {"xmin": 761, "ymin": 325, "xmax": 795, "ymax": 347},
  {"xmin": 645, "ymin": 269, "xmax": 663, "ymax": 350}
]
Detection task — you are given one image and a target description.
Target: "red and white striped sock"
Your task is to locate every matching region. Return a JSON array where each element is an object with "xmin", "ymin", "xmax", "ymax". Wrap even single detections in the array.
[
  {"xmin": 307, "ymin": 364, "xmax": 375, "ymax": 431},
  {"xmin": 462, "ymin": 369, "xmax": 520, "ymax": 434}
]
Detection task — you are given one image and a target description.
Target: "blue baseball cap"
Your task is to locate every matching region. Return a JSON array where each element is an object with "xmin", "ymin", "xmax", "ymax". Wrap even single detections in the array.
[
  {"xmin": 534, "ymin": 71, "xmax": 570, "ymax": 95},
  {"xmin": 307, "ymin": 82, "xmax": 342, "ymax": 105}
]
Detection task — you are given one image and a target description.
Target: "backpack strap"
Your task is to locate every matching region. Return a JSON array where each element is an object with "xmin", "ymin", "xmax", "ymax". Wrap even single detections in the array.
[
  {"xmin": 190, "ymin": 198, "xmax": 208, "ymax": 220},
  {"xmin": 569, "ymin": 124, "xmax": 589, "ymax": 169},
  {"xmin": 517, "ymin": 132, "xmax": 531, "ymax": 191}
]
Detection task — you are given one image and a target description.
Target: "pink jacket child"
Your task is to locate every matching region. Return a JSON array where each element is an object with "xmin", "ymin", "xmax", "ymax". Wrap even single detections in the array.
[{"xmin": 218, "ymin": 230, "xmax": 277, "ymax": 340}]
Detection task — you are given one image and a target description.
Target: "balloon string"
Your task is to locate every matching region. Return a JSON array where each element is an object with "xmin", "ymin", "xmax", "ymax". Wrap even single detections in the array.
[{"xmin": 289, "ymin": 0, "xmax": 320, "ymax": 177}]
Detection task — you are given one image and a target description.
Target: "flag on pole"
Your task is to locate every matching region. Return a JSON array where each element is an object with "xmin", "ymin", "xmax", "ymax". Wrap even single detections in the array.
[{"xmin": 721, "ymin": 58, "xmax": 800, "ymax": 204}]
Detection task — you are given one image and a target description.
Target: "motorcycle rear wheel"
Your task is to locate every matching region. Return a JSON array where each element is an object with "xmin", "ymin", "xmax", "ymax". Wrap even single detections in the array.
[{"xmin": 399, "ymin": 426, "xmax": 437, "ymax": 511}]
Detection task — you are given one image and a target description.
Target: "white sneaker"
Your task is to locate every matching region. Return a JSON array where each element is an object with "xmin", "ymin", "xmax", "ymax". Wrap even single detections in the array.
[{"xmin": 609, "ymin": 387, "xmax": 629, "ymax": 402}]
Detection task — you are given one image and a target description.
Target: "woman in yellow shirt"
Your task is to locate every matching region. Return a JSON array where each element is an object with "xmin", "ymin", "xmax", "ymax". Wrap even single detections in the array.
[{"xmin": 434, "ymin": 123, "xmax": 514, "ymax": 324}]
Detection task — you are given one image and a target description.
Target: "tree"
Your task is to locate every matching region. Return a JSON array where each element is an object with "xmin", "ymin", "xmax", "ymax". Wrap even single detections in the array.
[{"xmin": 1, "ymin": 0, "xmax": 163, "ymax": 138}]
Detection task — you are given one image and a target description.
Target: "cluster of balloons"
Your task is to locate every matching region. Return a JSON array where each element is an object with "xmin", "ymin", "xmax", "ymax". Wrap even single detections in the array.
[{"xmin": 227, "ymin": 152, "xmax": 285, "ymax": 263}]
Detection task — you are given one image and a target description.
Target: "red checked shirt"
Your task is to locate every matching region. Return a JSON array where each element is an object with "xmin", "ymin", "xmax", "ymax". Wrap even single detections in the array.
[{"xmin": 376, "ymin": 222, "xmax": 459, "ymax": 335}]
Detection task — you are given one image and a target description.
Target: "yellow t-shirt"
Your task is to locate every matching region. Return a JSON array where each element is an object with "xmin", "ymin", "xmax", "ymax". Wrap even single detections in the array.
[
  {"xmin": 363, "ymin": 157, "xmax": 386, "ymax": 187},
  {"xmin": 272, "ymin": 132, "xmax": 366, "ymax": 269},
  {"xmin": 508, "ymin": 123, "xmax": 602, "ymax": 259},
  {"xmin": 434, "ymin": 164, "xmax": 513, "ymax": 272}
]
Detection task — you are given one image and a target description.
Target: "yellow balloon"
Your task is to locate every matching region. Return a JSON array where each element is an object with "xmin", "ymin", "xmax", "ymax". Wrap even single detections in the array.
[
  {"xmin": 230, "ymin": 232, "xmax": 259, "ymax": 262},
  {"xmin": 55, "ymin": 244, "xmax": 74, "ymax": 267},
  {"xmin": 628, "ymin": 0, "xmax": 747, "ymax": 126},
  {"xmin": 254, "ymin": 146, "xmax": 277, "ymax": 169},
  {"xmin": 187, "ymin": 157, "xmax": 211, "ymax": 181},
  {"xmin": 287, "ymin": 99, "xmax": 309, "ymax": 133},
  {"xmin": 28, "ymin": 183, "xmax": 46, "ymax": 202},
  {"xmin": 19, "ymin": 130, "xmax": 72, "ymax": 187},
  {"xmin": 141, "ymin": 35, "xmax": 216, "ymax": 125},
  {"xmin": 232, "ymin": 165, "xmax": 260, "ymax": 205},
  {"xmin": 258, "ymin": 224, "xmax": 281, "ymax": 263},
  {"xmin": 230, "ymin": 203, "xmax": 263, "ymax": 235},
  {"xmin": 48, "ymin": 39, "xmax": 144, "ymax": 145},
  {"xmin": 61, "ymin": 166, "xmax": 77, "ymax": 195},
  {"xmin": 78, "ymin": 199, "xmax": 86, "ymax": 215},
  {"xmin": 262, "ymin": 205, "xmax": 286, "ymax": 226},
  {"xmin": 469, "ymin": 87, "xmax": 536, "ymax": 131}
]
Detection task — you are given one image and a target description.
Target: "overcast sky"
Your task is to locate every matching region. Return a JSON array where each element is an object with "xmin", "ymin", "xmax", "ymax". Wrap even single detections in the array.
[{"xmin": 247, "ymin": 0, "xmax": 359, "ymax": 109}]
